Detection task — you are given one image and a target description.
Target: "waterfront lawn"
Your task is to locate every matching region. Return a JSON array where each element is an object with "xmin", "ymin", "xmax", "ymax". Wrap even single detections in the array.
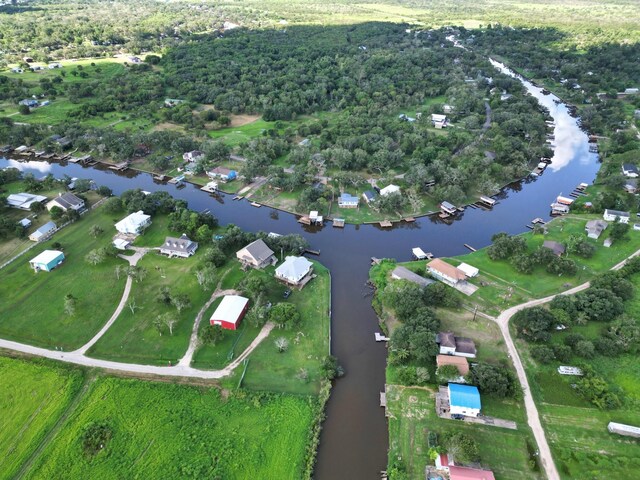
[
  {"xmin": 449, "ymin": 214, "xmax": 640, "ymax": 313},
  {"xmin": 240, "ymin": 261, "xmax": 331, "ymax": 395},
  {"xmin": 24, "ymin": 376, "xmax": 315, "ymax": 480},
  {"xmin": 0, "ymin": 357, "xmax": 83, "ymax": 480},
  {"xmin": 386, "ymin": 385, "xmax": 540, "ymax": 480},
  {"xmin": 0, "ymin": 208, "xmax": 127, "ymax": 349},
  {"xmin": 88, "ymin": 252, "xmax": 211, "ymax": 365}
]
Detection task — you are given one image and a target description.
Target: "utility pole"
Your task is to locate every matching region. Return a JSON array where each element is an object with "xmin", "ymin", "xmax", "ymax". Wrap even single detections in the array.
[{"xmin": 472, "ymin": 305, "xmax": 478, "ymax": 322}]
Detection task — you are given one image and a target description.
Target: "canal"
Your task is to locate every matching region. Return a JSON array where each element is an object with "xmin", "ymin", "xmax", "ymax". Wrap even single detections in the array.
[{"xmin": 0, "ymin": 61, "xmax": 600, "ymax": 480}]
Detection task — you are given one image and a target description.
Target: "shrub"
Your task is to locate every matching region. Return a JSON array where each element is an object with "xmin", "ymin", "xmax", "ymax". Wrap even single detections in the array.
[{"xmin": 81, "ymin": 421, "xmax": 113, "ymax": 458}]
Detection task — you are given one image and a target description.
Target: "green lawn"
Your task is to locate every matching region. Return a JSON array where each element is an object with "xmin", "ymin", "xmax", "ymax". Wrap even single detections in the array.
[
  {"xmin": 0, "ymin": 357, "xmax": 83, "ymax": 480},
  {"xmin": 240, "ymin": 261, "xmax": 331, "ymax": 395},
  {"xmin": 23, "ymin": 376, "xmax": 316, "ymax": 480},
  {"xmin": 449, "ymin": 214, "xmax": 640, "ymax": 314},
  {"xmin": 387, "ymin": 385, "xmax": 541, "ymax": 480},
  {"xmin": 0, "ymin": 207, "xmax": 128, "ymax": 349},
  {"xmin": 87, "ymin": 252, "xmax": 212, "ymax": 365}
]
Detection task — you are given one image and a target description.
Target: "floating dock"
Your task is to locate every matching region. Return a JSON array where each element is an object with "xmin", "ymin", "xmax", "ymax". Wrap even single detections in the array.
[
  {"xmin": 479, "ymin": 195, "xmax": 496, "ymax": 207},
  {"xmin": 304, "ymin": 248, "xmax": 320, "ymax": 256},
  {"xmin": 109, "ymin": 161, "xmax": 129, "ymax": 171},
  {"xmin": 375, "ymin": 332, "xmax": 389, "ymax": 342},
  {"xmin": 464, "ymin": 244, "xmax": 477, "ymax": 252},
  {"xmin": 332, "ymin": 218, "xmax": 345, "ymax": 228},
  {"xmin": 250, "ymin": 202, "xmax": 261, "ymax": 208},
  {"xmin": 379, "ymin": 220, "xmax": 393, "ymax": 228}
]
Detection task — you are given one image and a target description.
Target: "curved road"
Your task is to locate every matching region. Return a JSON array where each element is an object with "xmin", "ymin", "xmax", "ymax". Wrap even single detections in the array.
[{"xmin": 492, "ymin": 248, "xmax": 640, "ymax": 480}]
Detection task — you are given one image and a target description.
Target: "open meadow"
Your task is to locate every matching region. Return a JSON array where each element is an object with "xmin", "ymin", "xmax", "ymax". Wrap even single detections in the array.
[
  {"xmin": 0, "ymin": 206, "xmax": 127, "ymax": 349},
  {"xmin": 0, "ymin": 356, "xmax": 83, "ymax": 480}
]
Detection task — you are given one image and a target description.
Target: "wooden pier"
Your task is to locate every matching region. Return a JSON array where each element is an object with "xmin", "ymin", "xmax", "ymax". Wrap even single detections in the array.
[
  {"xmin": 332, "ymin": 218, "xmax": 345, "ymax": 228},
  {"xmin": 153, "ymin": 174, "xmax": 166, "ymax": 182},
  {"xmin": 109, "ymin": 161, "xmax": 129, "ymax": 171},
  {"xmin": 232, "ymin": 195, "xmax": 244, "ymax": 201},
  {"xmin": 479, "ymin": 195, "xmax": 496, "ymax": 207},
  {"xmin": 375, "ymin": 332, "xmax": 390, "ymax": 342},
  {"xmin": 379, "ymin": 220, "xmax": 393, "ymax": 228},
  {"xmin": 532, "ymin": 217, "xmax": 546, "ymax": 225},
  {"xmin": 380, "ymin": 391, "xmax": 387, "ymax": 407},
  {"xmin": 464, "ymin": 244, "xmax": 477, "ymax": 252},
  {"xmin": 250, "ymin": 202, "xmax": 261, "ymax": 208},
  {"xmin": 403, "ymin": 217, "xmax": 416, "ymax": 222},
  {"xmin": 304, "ymin": 248, "xmax": 320, "ymax": 256},
  {"xmin": 298, "ymin": 216, "xmax": 311, "ymax": 225}
]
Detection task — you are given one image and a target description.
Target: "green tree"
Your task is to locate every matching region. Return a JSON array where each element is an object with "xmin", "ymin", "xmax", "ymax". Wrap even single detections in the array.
[
  {"xmin": 200, "ymin": 324, "xmax": 224, "ymax": 345},
  {"xmin": 442, "ymin": 431, "xmax": 480, "ymax": 463},
  {"xmin": 269, "ymin": 302, "xmax": 300, "ymax": 329},
  {"xmin": 513, "ymin": 307, "xmax": 555, "ymax": 342},
  {"xmin": 470, "ymin": 363, "xmax": 516, "ymax": 397}
]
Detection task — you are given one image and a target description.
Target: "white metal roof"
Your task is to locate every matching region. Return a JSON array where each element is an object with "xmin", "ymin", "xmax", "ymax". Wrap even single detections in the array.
[
  {"xmin": 115, "ymin": 210, "xmax": 150, "ymax": 233},
  {"xmin": 457, "ymin": 263, "xmax": 479, "ymax": 277},
  {"xmin": 210, "ymin": 295, "xmax": 249, "ymax": 325},
  {"xmin": 380, "ymin": 184, "xmax": 400, "ymax": 197},
  {"xmin": 30, "ymin": 250, "xmax": 63, "ymax": 265},
  {"xmin": 275, "ymin": 256, "xmax": 313, "ymax": 282},
  {"xmin": 412, "ymin": 247, "xmax": 427, "ymax": 259}
]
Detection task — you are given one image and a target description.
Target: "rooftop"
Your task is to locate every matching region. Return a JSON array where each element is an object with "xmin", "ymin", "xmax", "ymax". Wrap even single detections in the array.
[
  {"xmin": 448, "ymin": 383, "xmax": 481, "ymax": 410},
  {"xmin": 428, "ymin": 258, "xmax": 467, "ymax": 281}
]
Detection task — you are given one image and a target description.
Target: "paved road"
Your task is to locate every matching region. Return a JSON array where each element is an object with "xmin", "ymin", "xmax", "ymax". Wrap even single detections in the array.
[{"xmin": 492, "ymin": 248, "xmax": 640, "ymax": 480}]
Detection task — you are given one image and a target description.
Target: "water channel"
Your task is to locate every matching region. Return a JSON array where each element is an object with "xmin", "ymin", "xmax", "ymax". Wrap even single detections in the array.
[{"xmin": 0, "ymin": 61, "xmax": 601, "ymax": 479}]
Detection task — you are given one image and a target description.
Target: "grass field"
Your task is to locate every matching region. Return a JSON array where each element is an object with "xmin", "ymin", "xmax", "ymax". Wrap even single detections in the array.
[
  {"xmin": 87, "ymin": 252, "xmax": 212, "ymax": 365},
  {"xmin": 0, "ymin": 357, "xmax": 83, "ymax": 480},
  {"xmin": 22, "ymin": 375, "xmax": 316, "ymax": 480},
  {"xmin": 0, "ymin": 207, "xmax": 127, "ymax": 349},
  {"xmin": 387, "ymin": 385, "xmax": 540, "ymax": 480},
  {"xmin": 448, "ymin": 214, "xmax": 640, "ymax": 314},
  {"xmin": 240, "ymin": 262, "xmax": 331, "ymax": 395}
]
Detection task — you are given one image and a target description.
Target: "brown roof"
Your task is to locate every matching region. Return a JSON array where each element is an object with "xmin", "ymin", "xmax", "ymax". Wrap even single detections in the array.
[
  {"xmin": 543, "ymin": 240, "xmax": 565, "ymax": 256},
  {"xmin": 449, "ymin": 466, "xmax": 495, "ymax": 480},
  {"xmin": 428, "ymin": 258, "xmax": 467, "ymax": 281},
  {"xmin": 437, "ymin": 332, "xmax": 456, "ymax": 348},
  {"xmin": 455, "ymin": 337, "xmax": 477, "ymax": 356},
  {"xmin": 436, "ymin": 355, "xmax": 469, "ymax": 375}
]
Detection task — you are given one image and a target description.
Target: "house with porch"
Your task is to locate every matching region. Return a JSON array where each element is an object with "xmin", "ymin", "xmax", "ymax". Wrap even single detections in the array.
[
  {"xmin": 46, "ymin": 192, "xmax": 85, "ymax": 212},
  {"xmin": 603, "ymin": 209, "xmax": 630, "ymax": 223},
  {"xmin": 436, "ymin": 332, "xmax": 477, "ymax": 358},
  {"xmin": 236, "ymin": 239, "xmax": 276, "ymax": 269},
  {"xmin": 207, "ymin": 167, "xmax": 237, "ymax": 182},
  {"xmin": 159, "ymin": 234, "xmax": 198, "ymax": 258},
  {"xmin": 338, "ymin": 193, "xmax": 359, "ymax": 208},
  {"xmin": 427, "ymin": 258, "xmax": 467, "ymax": 286},
  {"xmin": 115, "ymin": 211, "xmax": 151, "ymax": 235},
  {"xmin": 275, "ymin": 256, "xmax": 314, "ymax": 288}
]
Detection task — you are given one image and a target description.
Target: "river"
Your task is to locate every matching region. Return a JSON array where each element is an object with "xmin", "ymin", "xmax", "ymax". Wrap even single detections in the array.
[{"xmin": 0, "ymin": 61, "xmax": 600, "ymax": 479}]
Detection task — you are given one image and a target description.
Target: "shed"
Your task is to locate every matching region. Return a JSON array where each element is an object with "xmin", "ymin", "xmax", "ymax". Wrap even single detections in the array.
[
  {"xmin": 29, "ymin": 221, "xmax": 56, "ymax": 242},
  {"xmin": 113, "ymin": 238, "xmax": 131, "ymax": 250},
  {"xmin": 448, "ymin": 465, "xmax": 496, "ymax": 480},
  {"xmin": 29, "ymin": 250, "xmax": 64, "ymax": 272},
  {"xmin": 18, "ymin": 218, "xmax": 32, "ymax": 228},
  {"xmin": 7, "ymin": 192, "xmax": 47, "ymax": 210},
  {"xmin": 448, "ymin": 383, "xmax": 481, "ymax": 418},
  {"xmin": 209, "ymin": 295, "xmax": 249, "ymax": 330},
  {"xmin": 457, "ymin": 263, "xmax": 479, "ymax": 277}
]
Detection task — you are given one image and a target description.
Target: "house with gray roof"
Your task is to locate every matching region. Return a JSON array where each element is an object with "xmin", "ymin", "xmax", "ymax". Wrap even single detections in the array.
[
  {"xmin": 275, "ymin": 256, "xmax": 314, "ymax": 287},
  {"xmin": 542, "ymin": 240, "xmax": 565, "ymax": 256},
  {"xmin": 604, "ymin": 209, "xmax": 630, "ymax": 223},
  {"xmin": 46, "ymin": 192, "xmax": 85, "ymax": 212},
  {"xmin": 391, "ymin": 266, "xmax": 434, "ymax": 288},
  {"xmin": 585, "ymin": 219, "xmax": 608, "ymax": 239},
  {"xmin": 7, "ymin": 192, "xmax": 47, "ymax": 210},
  {"xmin": 29, "ymin": 221, "xmax": 56, "ymax": 242},
  {"xmin": 160, "ymin": 234, "xmax": 198, "ymax": 258},
  {"xmin": 236, "ymin": 239, "xmax": 276, "ymax": 269}
]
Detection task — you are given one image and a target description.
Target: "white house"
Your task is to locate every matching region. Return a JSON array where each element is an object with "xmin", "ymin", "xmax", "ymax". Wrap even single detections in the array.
[
  {"xmin": 436, "ymin": 332, "xmax": 477, "ymax": 358},
  {"xmin": 338, "ymin": 193, "xmax": 359, "ymax": 208},
  {"xmin": 427, "ymin": 258, "xmax": 467, "ymax": 286},
  {"xmin": 46, "ymin": 192, "xmax": 85, "ymax": 212},
  {"xmin": 159, "ymin": 234, "xmax": 198, "ymax": 258},
  {"xmin": 115, "ymin": 211, "xmax": 151, "ymax": 235},
  {"xmin": 275, "ymin": 256, "xmax": 314, "ymax": 287},
  {"xmin": 183, "ymin": 150, "xmax": 205, "ymax": 162},
  {"xmin": 603, "ymin": 209, "xmax": 630, "ymax": 224},
  {"xmin": 622, "ymin": 164, "xmax": 639, "ymax": 178},
  {"xmin": 431, "ymin": 114, "xmax": 447, "ymax": 128},
  {"xmin": 380, "ymin": 184, "xmax": 400, "ymax": 197},
  {"xmin": 7, "ymin": 193, "xmax": 47, "ymax": 210}
]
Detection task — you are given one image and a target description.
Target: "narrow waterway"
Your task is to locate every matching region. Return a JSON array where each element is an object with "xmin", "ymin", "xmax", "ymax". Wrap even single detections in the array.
[{"xmin": 0, "ymin": 61, "xmax": 600, "ymax": 479}]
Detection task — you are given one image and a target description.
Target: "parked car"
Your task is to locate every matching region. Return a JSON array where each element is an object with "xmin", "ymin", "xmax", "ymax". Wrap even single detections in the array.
[{"xmin": 283, "ymin": 289, "xmax": 291, "ymax": 299}]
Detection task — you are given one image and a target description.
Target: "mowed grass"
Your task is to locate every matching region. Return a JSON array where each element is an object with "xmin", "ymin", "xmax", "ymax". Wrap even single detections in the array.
[
  {"xmin": 0, "ymin": 357, "xmax": 83, "ymax": 480},
  {"xmin": 0, "ymin": 208, "xmax": 127, "ymax": 349},
  {"xmin": 241, "ymin": 261, "xmax": 331, "ymax": 395},
  {"xmin": 23, "ymin": 376, "xmax": 315, "ymax": 480},
  {"xmin": 88, "ymin": 252, "xmax": 211, "ymax": 365},
  {"xmin": 387, "ymin": 385, "xmax": 541, "ymax": 480},
  {"xmin": 449, "ymin": 214, "xmax": 640, "ymax": 313}
]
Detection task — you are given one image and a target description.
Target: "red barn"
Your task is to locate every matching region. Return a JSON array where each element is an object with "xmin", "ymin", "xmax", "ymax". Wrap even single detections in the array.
[{"xmin": 209, "ymin": 295, "xmax": 249, "ymax": 331}]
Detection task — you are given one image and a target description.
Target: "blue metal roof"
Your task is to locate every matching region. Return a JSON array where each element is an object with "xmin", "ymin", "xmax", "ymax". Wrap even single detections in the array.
[
  {"xmin": 339, "ymin": 193, "xmax": 358, "ymax": 202},
  {"xmin": 449, "ymin": 383, "xmax": 481, "ymax": 410}
]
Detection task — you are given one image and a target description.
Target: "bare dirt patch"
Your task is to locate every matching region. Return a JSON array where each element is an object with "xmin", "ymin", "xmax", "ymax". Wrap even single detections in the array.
[
  {"xmin": 230, "ymin": 113, "xmax": 260, "ymax": 127},
  {"xmin": 152, "ymin": 122, "xmax": 184, "ymax": 132}
]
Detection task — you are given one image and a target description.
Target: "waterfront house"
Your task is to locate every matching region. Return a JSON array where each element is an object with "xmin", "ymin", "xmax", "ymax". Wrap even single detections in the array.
[
  {"xmin": 209, "ymin": 295, "xmax": 249, "ymax": 330},
  {"xmin": 448, "ymin": 383, "xmax": 481, "ymax": 418},
  {"xmin": 338, "ymin": 193, "xmax": 359, "ymax": 208},
  {"xmin": 236, "ymin": 239, "xmax": 276, "ymax": 269},
  {"xmin": 207, "ymin": 167, "xmax": 237, "ymax": 182},
  {"xmin": 275, "ymin": 256, "xmax": 313, "ymax": 287},
  {"xmin": 436, "ymin": 332, "xmax": 477, "ymax": 358},
  {"xmin": 391, "ymin": 266, "xmax": 434, "ymax": 288},
  {"xmin": 159, "ymin": 234, "xmax": 198, "ymax": 258},
  {"xmin": 603, "ymin": 209, "xmax": 630, "ymax": 223},
  {"xmin": 29, "ymin": 221, "xmax": 56, "ymax": 242},
  {"xmin": 624, "ymin": 178, "xmax": 637, "ymax": 193},
  {"xmin": 115, "ymin": 211, "xmax": 151, "ymax": 235},
  {"xmin": 46, "ymin": 192, "xmax": 85, "ymax": 212},
  {"xmin": 427, "ymin": 258, "xmax": 467, "ymax": 286},
  {"xmin": 29, "ymin": 250, "xmax": 64, "ymax": 272}
]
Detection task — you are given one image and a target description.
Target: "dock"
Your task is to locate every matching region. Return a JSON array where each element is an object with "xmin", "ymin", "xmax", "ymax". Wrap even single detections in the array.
[
  {"xmin": 109, "ymin": 161, "xmax": 129, "ymax": 171},
  {"xmin": 464, "ymin": 244, "xmax": 477, "ymax": 252},
  {"xmin": 250, "ymin": 202, "xmax": 261, "ymax": 208},
  {"xmin": 532, "ymin": 217, "xmax": 546, "ymax": 224},
  {"xmin": 403, "ymin": 217, "xmax": 415, "ymax": 222},
  {"xmin": 332, "ymin": 218, "xmax": 345, "ymax": 228},
  {"xmin": 412, "ymin": 247, "xmax": 428, "ymax": 260},
  {"xmin": 380, "ymin": 391, "xmax": 387, "ymax": 408},
  {"xmin": 479, "ymin": 195, "xmax": 496, "ymax": 207},
  {"xmin": 232, "ymin": 195, "xmax": 244, "ymax": 201},
  {"xmin": 371, "ymin": 257, "xmax": 382, "ymax": 265},
  {"xmin": 304, "ymin": 248, "xmax": 320, "ymax": 256},
  {"xmin": 379, "ymin": 220, "xmax": 393, "ymax": 228},
  {"xmin": 153, "ymin": 174, "xmax": 166, "ymax": 182},
  {"xmin": 298, "ymin": 216, "xmax": 311, "ymax": 225},
  {"xmin": 375, "ymin": 332, "xmax": 389, "ymax": 342}
]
